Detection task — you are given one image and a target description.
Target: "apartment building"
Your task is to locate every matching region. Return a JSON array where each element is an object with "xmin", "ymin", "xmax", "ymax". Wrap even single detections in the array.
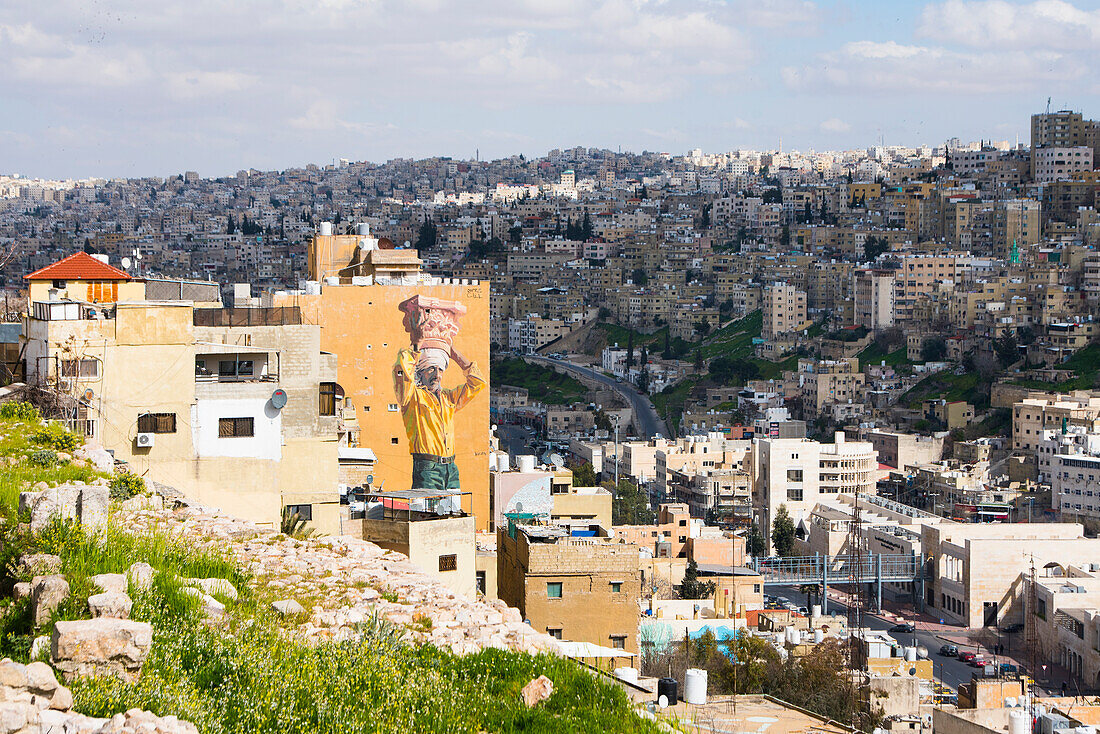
[
  {"xmin": 1033, "ymin": 147, "xmax": 1095, "ymax": 184},
  {"xmin": 1013, "ymin": 394, "xmax": 1100, "ymax": 455},
  {"xmin": 23, "ymin": 255, "xmax": 341, "ymax": 531},
  {"xmin": 275, "ymin": 229, "xmax": 492, "ymax": 531},
  {"xmin": 752, "ymin": 433, "xmax": 878, "ymax": 553},
  {"xmin": 853, "ymin": 269, "xmax": 895, "ymax": 331},
  {"xmin": 507, "ymin": 313, "xmax": 568, "ymax": 354},
  {"xmin": 797, "ymin": 358, "xmax": 866, "ymax": 415},
  {"xmin": 762, "ymin": 283, "xmax": 807, "ymax": 339},
  {"xmin": 497, "ymin": 522, "xmax": 640, "ymax": 652}
]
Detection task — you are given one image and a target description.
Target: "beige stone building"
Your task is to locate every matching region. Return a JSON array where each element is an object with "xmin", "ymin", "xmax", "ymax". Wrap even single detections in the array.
[
  {"xmin": 497, "ymin": 522, "xmax": 640, "ymax": 652},
  {"xmin": 797, "ymin": 358, "xmax": 866, "ymax": 416},
  {"xmin": 1013, "ymin": 394, "xmax": 1100, "ymax": 454},
  {"xmin": 853, "ymin": 269, "xmax": 895, "ymax": 331},
  {"xmin": 23, "ymin": 255, "xmax": 342, "ymax": 532},
  {"xmin": 762, "ymin": 283, "xmax": 807, "ymax": 339}
]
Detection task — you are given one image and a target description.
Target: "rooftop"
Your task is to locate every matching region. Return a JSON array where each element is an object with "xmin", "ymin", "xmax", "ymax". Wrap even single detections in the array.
[{"xmin": 24, "ymin": 252, "xmax": 132, "ymax": 282}]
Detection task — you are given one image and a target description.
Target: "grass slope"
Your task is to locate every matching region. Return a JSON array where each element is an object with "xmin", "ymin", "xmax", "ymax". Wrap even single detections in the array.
[
  {"xmin": 0, "ymin": 409, "xmax": 659, "ymax": 734},
  {"xmin": 492, "ymin": 358, "xmax": 588, "ymax": 405}
]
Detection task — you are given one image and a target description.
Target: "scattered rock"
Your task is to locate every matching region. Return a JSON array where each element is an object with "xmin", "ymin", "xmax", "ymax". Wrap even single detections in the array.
[
  {"xmin": 51, "ymin": 619, "xmax": 153, "ymax": 683},
  {"xmin": 16, "ymin": 553, "xmax": 62, "ymax": 577},
  {"xmin": 30, "ymin": 575, "xmax": 70, "ymax": 627},
  {"xmin": 185, "ymin": 577, "xmax": 238, "ymax": 601},
  {"xmin": 180, "ymin": 587, "xmax": 225, "ymax": 619},
  {"xmin": 77, "ymin": 484, "xmax": 109, "ymax": 535},
  {"xmin": 74, "ymin": 442, "xmax": 114, "ymax": 472},
  {"xmin": 127, "ymin": 562, "xmax": 155, "ymax": 592},
  {"xmin": 27, "ymin": 484, "xmax": 109, "ymax": 534},
  {"xmin": 88, "ymin": 592, "xmax": 133, "ymax": 620},
  {"xmin": 13, "ymin": 582, "xmax": 31, "ymax": 600},
  {"xmin": 28, "ymin": 486, "xmax": 79, "ymax": 532},
  {"xmin": 91, "ymin": 573, "xmax": 129, "ymax": 595},
  {"xmin": 521, "ymin": 675, "xmax": 554, "ymax": 707},
  {"xmin": 29, "ymin": 636, "xmax": 49, "ymax": 661},
  {"xmin": 271, "ymin": 599, "xmax": 306, "ymax": 616}
]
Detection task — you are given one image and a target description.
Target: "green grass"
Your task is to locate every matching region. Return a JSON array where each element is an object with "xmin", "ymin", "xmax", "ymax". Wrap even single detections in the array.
[
  {"xmin": 492, "ymin": 358, "xmax": 588, "ymax": 405},
  {"xmin": 699, "ymin": 310, "xmax": 762, "ymax": 360},
  {"xmin": 0, "ymin": 407, "xmax": 661, "ymax": 734},
  {"xmin": 857, "ymin": 344, "xmax": 911, "ymax": 370},
  {"xmin": 652, "ymin": 377, "xmax": 698, "ymax": 433},
  {"xmin": 900, "ymin": 370, "xmax": 984, "ymax": 410},
  {"xmin": 1008, "ymin": 343, "xmax": 1100, "ymax": 392}
]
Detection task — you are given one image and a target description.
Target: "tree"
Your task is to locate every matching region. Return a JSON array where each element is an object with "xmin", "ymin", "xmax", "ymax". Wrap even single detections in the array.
[
  {"xmin": 639, "ymin": 184, "xmax": 648, "ymax": 199},
  {"xmin": 746, "ymin": 523, "xmax": 766, "ymax": 557},
  {"xmin": 662, "ymin": 330, "xmax": 672, "ymax": 360},
  {"xmin": 631, "ymin": 268, "xmax": 648, "ymax": 286},
  {"xmin": 700, "ymin": 204, "xmax": 711, "ymax": 229},
  {"xmin": 693, "ymin": 319, "xmax": 711, "ymax": 340},
  {"xmin": 994, "ymin": 333, "xmax": 1019, "ymax": 366},
  {"xmin": 416, "ymin": 219, "xmax": 437, "ymax": 253},
  {"xmin": 569, "ymin": 460, "xmax": 599, "ymax": 486},
  {"xmin": 607, "ymin": 478, "xmax": 654, "ymax": 524},
  {"xmin": 226, "ymin": 216, "xmax": 236, "ymax": 235},
  {"xmin": 581, "ymin": 210, "xmax": 593, "ymax": 240},
  {"xmin": 921, "ymin": 336, "xmax": 948, "ymax": 362},
  {"xmin": 626, "ymin": 331, "xmax": 635, "ymax": 368},
  {"xmin": 508, "ymin": 223, "xmax": 523, "ymax": 244},
  {"xmin": 771, "ymin": 505, "xmax": 795, "ymax": 557},
  {"xmin": 863, "ymin": 235, "xmax": 890, "ymax": 262},
  {"xmin": 780, "ymin": 225, "xmax": 791, "ymax": 249},
  {"xmin": 694, "ymin": 348, "xmax": 704, "ymax": 372},
  {"xmin": 680, "ymin": 559, "xmax": 716, "ymax": 600},
  {"xmin": 802, "ymin": 200, "xmax": 812, "ymax": 224}
]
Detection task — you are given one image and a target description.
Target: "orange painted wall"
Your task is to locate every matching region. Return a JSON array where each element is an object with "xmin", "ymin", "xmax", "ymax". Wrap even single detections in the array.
[{"xmin": 280, "ymin": 282, "xmax": 491, "ymax": 529}]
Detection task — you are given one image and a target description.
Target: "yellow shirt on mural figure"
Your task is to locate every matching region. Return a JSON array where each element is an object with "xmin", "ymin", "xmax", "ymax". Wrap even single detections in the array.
[{"xmin": 393, "ymin": 348, "xmax": 486, "ymax": 458}]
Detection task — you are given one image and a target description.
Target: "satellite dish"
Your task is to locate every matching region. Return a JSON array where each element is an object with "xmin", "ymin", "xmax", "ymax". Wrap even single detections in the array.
[
  {"xmin": 271, "ymin": 388, "xmax": 288, "ymax": 409},
  {"xmin": 121, "ymin": 257, "xmax": 132, "ymax": 269},
  {"xmin": 515, "ymin": 501, "xmax": 524, "ymax": 513},
  {"xmin": 549, "ymin": 453, "xmax": 565, "ymax": 469},
  {"xmin": 403, "ymin": 240, "xmax": 411, "ymax": 249},
  {"xmin": 83, "ymin": 388, "xmax": 95, "ymax": 402},
  {"xmin": 364, "ymin": 474, "xmax": 374, "ymax": 486}
]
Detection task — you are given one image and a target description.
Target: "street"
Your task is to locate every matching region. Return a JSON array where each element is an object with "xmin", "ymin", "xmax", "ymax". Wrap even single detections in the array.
[
  {"xmin": 524, "ymin": 355, "xmax": 670, "ymax": 438},
  {"xmin": 769, "ymin": 585, "xmax": 984, "ymax": 691}
]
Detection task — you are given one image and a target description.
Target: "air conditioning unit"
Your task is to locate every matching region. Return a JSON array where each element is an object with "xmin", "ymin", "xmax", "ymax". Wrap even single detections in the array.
[{"xmin": 136, "ymin": 433, "xmax": 155, "ymax": 448}]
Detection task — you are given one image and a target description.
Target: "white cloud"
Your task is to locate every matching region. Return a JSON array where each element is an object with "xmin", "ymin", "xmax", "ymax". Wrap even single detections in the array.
[
  {"xmin": 820, "ymin": 118, "xmax": 850, "ymax": 133},
  {"xmin": 919, "ymin": 0, "xmax": 1100, "ymax": 49}
]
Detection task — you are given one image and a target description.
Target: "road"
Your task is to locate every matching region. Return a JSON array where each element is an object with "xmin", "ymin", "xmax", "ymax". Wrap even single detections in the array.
[
  {"xmin": 770, "ymin": 585, "xmax": 983, "ymax": 692},
  {"xmin": 524, "ymin": 355, "xmax": 670, "ymax": 439}
]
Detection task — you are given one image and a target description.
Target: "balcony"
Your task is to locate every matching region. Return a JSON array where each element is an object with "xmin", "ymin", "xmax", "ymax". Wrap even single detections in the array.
[{"xmin": 195, "ymin": 348, "xmax": 279, "ymax": 384}]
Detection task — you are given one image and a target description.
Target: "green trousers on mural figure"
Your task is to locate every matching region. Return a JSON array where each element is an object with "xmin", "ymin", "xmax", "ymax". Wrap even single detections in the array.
[{"xmin": 411, "ymin": 457, "xmax": 461, "ymax": 491}]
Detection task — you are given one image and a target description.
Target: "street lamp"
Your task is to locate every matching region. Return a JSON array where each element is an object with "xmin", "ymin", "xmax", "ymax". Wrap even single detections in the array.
[{"xmin": 611, "ymin": 413, "xmax": 621, "ymax": 487}]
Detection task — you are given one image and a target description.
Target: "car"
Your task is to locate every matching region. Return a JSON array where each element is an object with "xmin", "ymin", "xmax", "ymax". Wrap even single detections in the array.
[
  {"xmin": 969, "ymin": 656, "xmax": 987, "ymax": 668},
  {"xmin": 890, "ymin": 623, "xmax": 916, "ymax": 633},
  {"xmin": 939, "ymin": 644, "xmax": 958, "ymax": 657},
  {"xmin": 1000, "ymin": 623, "xmax": 1025, "ymax": 633},
  {"xmin": 797, "ymin": 606, "xmax": 808, "ymax": 615},
  {"xmin": 958, "ymin": 651, "xmax": 977, "ymax": 663},
  {"xmin": 999, "ymin": 663, "xmax": 1019, "ymax": 675}
]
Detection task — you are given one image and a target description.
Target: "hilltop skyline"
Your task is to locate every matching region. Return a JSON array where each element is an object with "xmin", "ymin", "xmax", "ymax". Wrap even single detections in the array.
[{"xmin": 3, "ymin": 0, "xmax": 1100, "ymax": 179}]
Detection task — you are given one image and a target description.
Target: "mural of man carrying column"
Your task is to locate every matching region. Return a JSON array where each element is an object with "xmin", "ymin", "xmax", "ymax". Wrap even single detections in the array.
[{"xmin": 393, "ymin": 295, "xmax": 486, "ymax": 496}]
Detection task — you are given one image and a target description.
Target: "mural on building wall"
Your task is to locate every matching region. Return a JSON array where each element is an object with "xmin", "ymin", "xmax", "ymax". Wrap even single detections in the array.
[{"xmin": 393, "ymin": 295, "xmax": 487, "ymax": 495}]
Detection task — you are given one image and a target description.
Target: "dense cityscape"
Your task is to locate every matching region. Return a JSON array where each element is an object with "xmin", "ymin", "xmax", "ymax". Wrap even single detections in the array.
[{"xmin": 6, "ymin": 19, "xmax": 1100, "ymax": 732}]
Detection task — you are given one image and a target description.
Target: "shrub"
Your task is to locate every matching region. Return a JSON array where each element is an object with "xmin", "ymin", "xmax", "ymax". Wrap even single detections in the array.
[
  {"xmin": 0, "ymin": 402, "xmax": 38, "ymax": 421},
  {"xmin": 31, "ymin": 424, "xmax": 79, "ymax": 452},
  {"xmin": 109, "ymin": 472, "xmax": 145, "ymax": 501},
  {"xmin": 27, "ymin": 449, "xmax": 58, "ymax": 467}
]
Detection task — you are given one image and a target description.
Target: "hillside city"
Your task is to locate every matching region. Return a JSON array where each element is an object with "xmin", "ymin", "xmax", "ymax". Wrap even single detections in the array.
[{"xmin": 5, "ymin": 106, "xmax": 1100, "ymax": 733}]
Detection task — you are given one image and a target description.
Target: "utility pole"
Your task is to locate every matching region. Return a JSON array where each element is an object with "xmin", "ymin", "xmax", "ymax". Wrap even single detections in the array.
[{"xmin": 612, "ymin": 414, "xmax": 620, "ymax": 488}]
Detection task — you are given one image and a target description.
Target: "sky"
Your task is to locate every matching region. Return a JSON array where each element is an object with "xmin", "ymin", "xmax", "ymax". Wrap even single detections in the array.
[{"xmin": 2, "ymin": 0, "xmax": 1100, "ymax": 180}]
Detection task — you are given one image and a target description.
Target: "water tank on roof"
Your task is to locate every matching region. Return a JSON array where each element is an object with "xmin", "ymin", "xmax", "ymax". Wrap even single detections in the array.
[
  {"xmin": 320, "ymin": 221, "xmax": 333, "ymax": 236},
  {"xmin": 1009, "ymin": 710, "xmax": 1030, "ymax": 734},
  {"xmin": 657, "ymin": 677, "xmax": 678, "ymax": 707},
  {"xmin": 518, "ymin": 455, "xmax": 536, "ymax": 473},
  {"xmin": 684, "ymin": 669, "xmax": 707, "ymax": 705}
]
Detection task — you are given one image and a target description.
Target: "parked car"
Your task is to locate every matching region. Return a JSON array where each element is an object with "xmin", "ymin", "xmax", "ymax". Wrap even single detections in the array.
[
  {"xmin": 958, "ymin": 651, "xmax": 977, "ymax": 663},
  {"xmin": 890, "ymin": 623, "xmax": 916, "ymax": 633},
  {"xmin": 969, "ymin": 656, "xmax": 987, "ymax": 668},
  {"xmin": 939, "ymin": 644, "xmax": 959, "ymax": 657},
  {"xmin": 1000, "ymin": 623, "xmax": 1025, "ymax": 633},
  {"xmin": 999, "ymin": 663, "xmax": 1019, "ymax": 675}
]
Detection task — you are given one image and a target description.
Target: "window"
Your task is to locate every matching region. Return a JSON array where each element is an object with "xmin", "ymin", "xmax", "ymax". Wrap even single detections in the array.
[
  {"xmin": 61, "ymin": 358, "xmax": 99, "ymax": 378},
  {"xmin": 391, "ymin": 437, "xmax": 400, "ymax": 445},
  {"xmin": 138, "ymin": 412, "xmax": 176, "ymax": 434},
  {"xmin": 547, "ymin": 582, "xmax": 563, "ymax": 599},
  {"xmin": 547, "ymin": 628, "xmax": 563, "ymax": 640},
  {"xmin": 285, "ymin": 504, "xmax": 312, "ymax": 521},
  {"xmin": 388, "ymin": 403, "xmax": 399, "ymax": 412},
  {"xmin": 218, "ymin": 417, "xmax": 254, "ymax": 437},
  {"xmin": 438, "ymin": 554, "xmax": 457, "ymax": 572},
  {"xmin": 786, "ymin": 469, "xmax": 803, "ymax": 482},
  {"xmin": 753, "ymin": 584, "xmax": 761, "ymax": 593},
  {"xmin": 319, "ymin": 382, "xmax": 337, "ymax": 416},
  {"xmin": 476, "ymin": 571, "xmax": 486, "ymax": 595},
  {"xmin": 610, "ymin": 635, "xmax": 627, "ymax": 649},
  {"xmin": 611, "ymin": 582, "xmax": 622, "ymax": 593},
  {"xmin": 218, "ymin": 360, "xmax": 254, "ymax": 378},
  {"xmin": 787, "ymin": 487, "xmax": 803, "ymax": 501}
]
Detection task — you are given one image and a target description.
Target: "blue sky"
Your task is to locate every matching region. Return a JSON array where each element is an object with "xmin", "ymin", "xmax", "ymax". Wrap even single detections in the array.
[{"xmin": 1, "ymin": 0, "xmax": 1098, "ymax": 179}]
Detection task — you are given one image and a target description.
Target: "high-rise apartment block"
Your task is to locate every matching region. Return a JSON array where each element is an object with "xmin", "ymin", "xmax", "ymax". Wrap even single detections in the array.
[{"xmin": 762, "ymin": 283, "xmax": 806, "ymax": 339}]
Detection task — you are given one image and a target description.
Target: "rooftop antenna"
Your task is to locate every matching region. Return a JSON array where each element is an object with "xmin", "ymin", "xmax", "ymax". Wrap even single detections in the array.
[{"xmin": 1046, "ymin": 96, "xmax": 1052, "ymax": 115}]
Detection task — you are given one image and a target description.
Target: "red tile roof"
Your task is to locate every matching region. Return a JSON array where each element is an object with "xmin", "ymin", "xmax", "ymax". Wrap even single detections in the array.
[{"xmin": 24, "ymin": 252, "xmax": 132, "ymax": 282}]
